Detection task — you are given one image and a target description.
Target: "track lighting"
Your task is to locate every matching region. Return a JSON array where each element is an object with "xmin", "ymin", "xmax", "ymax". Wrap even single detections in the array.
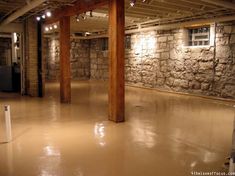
[
  {"xmin": 81, "ymin": 13, "xmax": 86, "ymax": 20},
  {"xmin": 130, "ymin": 0, "xmax": 147, "ymax": 7},
  {"xmin": 76, "ymin": 15, "xmax": 80, "ymax": 22},
  {"xmin": 76, "ymin": 11, "xmax": 92, "ymax": 22},
  {"xmin": 36, "ymin": 10, "xmax": 52, "ymax": 22},
  {"xmin": 44, "ymin": 23, "xmax": 58, "ymax": 32}
]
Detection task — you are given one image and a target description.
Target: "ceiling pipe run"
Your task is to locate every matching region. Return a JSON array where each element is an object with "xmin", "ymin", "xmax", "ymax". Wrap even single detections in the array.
[
  {"xmin": 199, "ymin": 0, "xmax": 235, "ymax": 10},
  {"xmin": 0, "ymin": 0, "xmax": 46, "ymax": 27},
  {"xmin": 125, "ymin": 15, "xmax": 235, "ymax": 34},
  {"xmin": 45, "ymin": 14, "xmax": 235, "ymax": 39}
]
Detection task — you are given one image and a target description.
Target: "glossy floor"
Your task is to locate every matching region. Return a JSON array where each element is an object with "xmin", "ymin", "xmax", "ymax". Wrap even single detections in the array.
[{"xmin": 0, "ymin": 81, "xmax": 234, "ymax": 176}]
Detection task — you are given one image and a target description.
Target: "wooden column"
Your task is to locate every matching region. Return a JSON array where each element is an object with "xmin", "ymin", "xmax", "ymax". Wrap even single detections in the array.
[
  {"xmin": 108, "ymin": 0, "xmax": 125, "ymax": 122},
  {"xmin": 60, "ymin": 16, "xmax": 71, "ymax": 103}
]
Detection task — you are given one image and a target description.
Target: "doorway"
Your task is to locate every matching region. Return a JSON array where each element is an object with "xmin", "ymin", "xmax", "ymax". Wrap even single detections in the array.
[{"xmin": 0, "ymin": 33, "xmax": 22, "ymax": 93}]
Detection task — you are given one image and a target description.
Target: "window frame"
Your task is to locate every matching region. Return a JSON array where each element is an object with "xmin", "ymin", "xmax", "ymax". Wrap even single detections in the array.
[{"xmin": 188, "ymin": 26, "xmax": 210, "ymax": 47}]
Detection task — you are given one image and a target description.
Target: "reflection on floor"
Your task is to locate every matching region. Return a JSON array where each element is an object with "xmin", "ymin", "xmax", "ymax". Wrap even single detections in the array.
[{"xmin": 0, "ymin": 81, "xmax": 234, "ymax": 176}]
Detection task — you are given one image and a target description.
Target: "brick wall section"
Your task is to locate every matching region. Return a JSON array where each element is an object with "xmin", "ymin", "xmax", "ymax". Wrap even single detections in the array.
[
  {"xmin": 25, "ymin": 17, "xmax": 38, "ymax": 97},
  {"xmin": 46, "ymin": 38, "xmax": 90, "ymax": 81},
  {"xmin": 41, "ymin": 37, "xmax": 47, "ymax": 96}
]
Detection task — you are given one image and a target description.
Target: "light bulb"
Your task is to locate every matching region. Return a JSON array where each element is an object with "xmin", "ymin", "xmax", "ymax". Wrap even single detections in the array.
[
  {"xmin": 45, "ymin": 27, "xmax": 49, "ymax": 31},
  {"xmin": 36, "ymin": 16, "xmax": 41, "ymax": 21},
  {"xmin": 46, "ymin": 11, "xmax": 51, "ymax": 17}
]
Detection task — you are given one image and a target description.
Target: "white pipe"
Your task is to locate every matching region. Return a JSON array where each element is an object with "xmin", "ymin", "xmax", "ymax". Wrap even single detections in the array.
[
  {"xmin": 229, "ymin": 158, "xmax": 235, "ymax": 172},
  {"xmin": 200, "ymin": 0, "xmax": 235, "ymax": 10},
  {"xmin": 4, "ymin": 105, "xmax": 12, "ymax": 143},
  {"xmin": 45, "ymin": 14, "xmax": 235, "ymax": 39},
  {"xmin": 126, "ymin": 15, "xmax": 235, "ymax": 34},
  {"xmin": 0, "ymin": 0, "xmax": 46, "ymax": 26}
]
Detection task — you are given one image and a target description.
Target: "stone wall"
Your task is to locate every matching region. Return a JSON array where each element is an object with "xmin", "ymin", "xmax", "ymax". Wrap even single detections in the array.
[
  {"xmin": 45, "ymin": 21, "xmax": 235, "ymax": 100},
  {"xmin": 90, "ymin": 39, "xmax": 109, "ymax": 80},
  {"xmin": 46, "ymin": 38, "xmax": 90, "ymax": 81},
  {"xmin": 88, "ymin": 22, "xmax": 235, "ymax": 99}
]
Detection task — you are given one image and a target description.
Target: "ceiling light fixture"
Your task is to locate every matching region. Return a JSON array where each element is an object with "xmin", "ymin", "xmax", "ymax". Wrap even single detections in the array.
[
  {"xmin": 46, "ymin": 11, "xmax": 51, "ymax": 17},
  {"xmin": 53, "ymin": 24, "xmax": 58, "ymax": 29},
  {"xmin": 45, "ymin": 27, "xmax": 49, "ymax": 32},
  {"xmin": 42, "ymin": 14, "xmax": 46, "ymax": 19},
  {"xmin": 130, "ymin": 0, "xmax": 136, "ymax": 7},
  {"xmin": 90, "ymin": 11, "xmax": 93, "ymax": 17},
  {"xmin": 82, "ymin": 13, "xmax": 86, "ymax": 20},
  {"xmin": 36, "ymin": 16, "xmax": 41, "ymax": 21},
  {"xmin": 76, "ymin": 15, "xmax": 80, "ymax": 22}
]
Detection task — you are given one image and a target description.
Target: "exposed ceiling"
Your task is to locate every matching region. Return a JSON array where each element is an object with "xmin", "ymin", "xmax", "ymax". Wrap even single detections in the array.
[
  {"xmin": 1, "ymin": 0, "xmax": 235, "ymax": 34},
  {"xmin": 0, "ymin": 0, "xmax": 76, "ymax": 22}
]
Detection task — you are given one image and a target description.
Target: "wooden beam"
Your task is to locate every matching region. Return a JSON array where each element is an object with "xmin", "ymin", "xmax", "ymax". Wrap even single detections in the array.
[
  {"xmin": 200, "ymin": 0, "xmax": 235, "ymax": 10},
  {"xmin": 60, "ymin": 16, "xmax": 71, "ymax": 103},
  {"xmin": 108, "ymin": 0, "xmax": 125, "ymax": 122},
  {"xmin": 45, "ymin": 0, "xmax": 108, "ymax": 24}
]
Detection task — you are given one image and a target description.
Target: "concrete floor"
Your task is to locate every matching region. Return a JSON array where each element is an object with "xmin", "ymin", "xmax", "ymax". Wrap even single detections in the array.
[{"xmin": 0, "ymin": 81, "xmax": 234, "ymax": 176}]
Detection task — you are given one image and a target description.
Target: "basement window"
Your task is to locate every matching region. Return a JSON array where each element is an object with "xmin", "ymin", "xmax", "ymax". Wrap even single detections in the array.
[
  {"xmin": 125, "ymin": 35, "xmax": 131, "ymax": 49},
  {"xmin": 188, "ymin": 26, "xmax": 210, "ymax": 46},
  {"xmin": 101, "ymin": 38, "xmax": 108, "ymax": 51}
]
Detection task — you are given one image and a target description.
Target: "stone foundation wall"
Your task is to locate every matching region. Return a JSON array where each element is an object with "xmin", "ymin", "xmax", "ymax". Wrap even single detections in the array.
[
  {"xmin": 90, "ymin": 39, "xmax": 109, "ymax": 80},
  {"xmin": 46, "ymin": 38, "xmax": 90, "ymax": 81},
  {"xmin": 88, "ymin": 22, "xmax": 235, "ymax": 99},
  {"xmin": 45, "ymin": 21, "xmax": 235, "ymax": 100}
]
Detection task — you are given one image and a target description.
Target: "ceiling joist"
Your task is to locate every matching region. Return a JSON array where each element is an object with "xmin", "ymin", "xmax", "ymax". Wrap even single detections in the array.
[
  {"xmin": 45, "ymin": 0, "xmax": 108, "ymax": 24},
  {"xmin": 0, "ymin": 0, "xmax": 46, "ymax": 26}
]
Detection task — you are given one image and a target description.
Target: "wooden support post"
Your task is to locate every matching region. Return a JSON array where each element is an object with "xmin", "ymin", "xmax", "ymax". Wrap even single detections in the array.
[
  {"xmin": 60, "ymin": 16, "xmax": 71, "ymax": 103},
  {"xmin": 108, "ymin": 0, "xmax": 125, "ymax": 122}
]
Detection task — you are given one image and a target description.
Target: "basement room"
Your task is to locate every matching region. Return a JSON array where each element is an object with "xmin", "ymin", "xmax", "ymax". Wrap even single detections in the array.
[{"xmin": 0, "ymin": 0, "xmax": 235, "ymax": 176}]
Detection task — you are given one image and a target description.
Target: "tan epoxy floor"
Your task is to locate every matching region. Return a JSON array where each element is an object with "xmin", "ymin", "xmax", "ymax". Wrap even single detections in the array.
[{"xmin": 0, "ymin": 81, "xmax": 234, "ymax": 176}]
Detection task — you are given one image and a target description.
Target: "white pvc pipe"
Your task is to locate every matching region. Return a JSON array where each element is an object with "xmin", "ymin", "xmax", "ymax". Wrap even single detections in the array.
[
  {"xmin": 200, "ymin": 0, "xmax": 235, "ymax": 10},
  {"xmin": 229, "ymin": 158, "xmax": 235, "ymax": 172},
  {"xmin": 4, "ymin": 105, "xmax": 12, "ymax": 143}
]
